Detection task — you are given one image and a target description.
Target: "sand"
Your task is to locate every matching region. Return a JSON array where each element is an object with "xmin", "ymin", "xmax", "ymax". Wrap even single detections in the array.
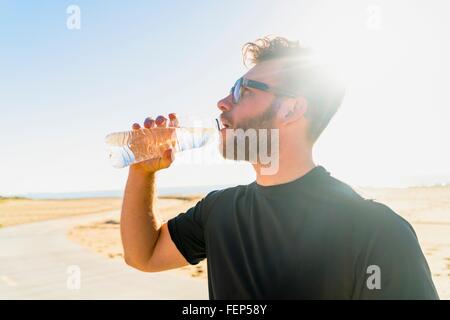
[
  {"xmin": 0, "ymin": 197, "xmax": 123, "ymax": 227},
  {"xmin": 67, "ymin": 195, "xmax": 208, "ymax": 280}
]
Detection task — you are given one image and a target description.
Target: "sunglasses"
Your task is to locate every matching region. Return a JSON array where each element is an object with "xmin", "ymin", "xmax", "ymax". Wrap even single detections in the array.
[{"xmin": 230, "ymin": 77, "xmax": 297, "ymax": 104}]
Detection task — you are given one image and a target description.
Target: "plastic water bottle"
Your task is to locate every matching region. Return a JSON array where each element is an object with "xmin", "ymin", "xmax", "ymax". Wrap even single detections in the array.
[{"xmin": 105, "ymin": 118, "xmax": 220, "ymax": 168}]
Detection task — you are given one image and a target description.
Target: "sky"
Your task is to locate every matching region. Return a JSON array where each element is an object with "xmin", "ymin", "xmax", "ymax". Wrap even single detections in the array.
[{"xmin": 1, "ymin": 0, "xmax": 450, "ymax": 196}]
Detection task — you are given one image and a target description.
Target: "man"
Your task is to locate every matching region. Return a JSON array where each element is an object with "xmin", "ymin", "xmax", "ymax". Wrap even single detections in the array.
[{"xmin": 120, "ymin": 36, "xmax": 438, "ymax": 299}]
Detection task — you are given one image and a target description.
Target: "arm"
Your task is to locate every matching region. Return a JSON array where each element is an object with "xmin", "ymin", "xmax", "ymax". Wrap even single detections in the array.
[{"xmin": 120, "ymin": 114, "xmax": 188, "ymax": 272}]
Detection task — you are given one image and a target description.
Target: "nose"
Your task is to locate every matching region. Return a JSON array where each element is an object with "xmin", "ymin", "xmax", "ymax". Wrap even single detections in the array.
[{"xmin": 217, "ymin": 94, "xmax": 233, "ymax": 112}]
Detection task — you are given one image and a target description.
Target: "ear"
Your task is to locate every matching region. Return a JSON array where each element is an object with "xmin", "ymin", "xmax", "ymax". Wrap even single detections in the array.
[{"xmin": 277, "ymin": 96, "xmax": 308, "ymax": 126}]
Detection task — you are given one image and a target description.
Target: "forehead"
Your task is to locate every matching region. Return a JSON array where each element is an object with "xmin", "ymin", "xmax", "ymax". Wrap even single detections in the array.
[{"xmin": 243, "ymin": 59, "xmax": 285, "ymax": 86}]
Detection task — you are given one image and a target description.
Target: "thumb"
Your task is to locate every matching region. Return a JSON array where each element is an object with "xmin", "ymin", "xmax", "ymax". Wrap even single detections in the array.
[{"xmin": 160, "ymin": 148, "xmax": 175, "ymax": 168}]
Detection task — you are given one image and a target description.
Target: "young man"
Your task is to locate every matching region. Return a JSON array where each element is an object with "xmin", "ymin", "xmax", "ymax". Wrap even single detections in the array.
[{"xmin": 120, "ymin": 36, "xmax": 438, "ymax": 299}]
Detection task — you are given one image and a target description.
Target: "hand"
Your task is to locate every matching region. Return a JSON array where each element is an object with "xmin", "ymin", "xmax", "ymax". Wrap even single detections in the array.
[{"xmin": 129, "ymin": 113, "xmax": 179, "ymax": 174}]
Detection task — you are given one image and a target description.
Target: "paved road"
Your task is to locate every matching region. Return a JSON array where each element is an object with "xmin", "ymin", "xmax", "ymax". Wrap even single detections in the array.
[{"xmin": 0, "ymin": 211, "xmax": 208, "ymax": 299}]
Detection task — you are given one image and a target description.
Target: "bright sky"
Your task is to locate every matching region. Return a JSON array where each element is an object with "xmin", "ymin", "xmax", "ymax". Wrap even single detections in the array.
[{"xmin": 1, "ymin": 0, "xmax": 449, "ymax": 195}]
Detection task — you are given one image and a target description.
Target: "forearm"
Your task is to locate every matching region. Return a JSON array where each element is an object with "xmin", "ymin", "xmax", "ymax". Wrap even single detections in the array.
[{"xmin": 120, "ymin": 166, "xmax": 162, "ymax": 269}]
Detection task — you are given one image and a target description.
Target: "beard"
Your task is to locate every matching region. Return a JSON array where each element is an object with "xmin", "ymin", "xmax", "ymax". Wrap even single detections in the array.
[{"xmin": 219, "ymin": 98, "xmax": 281, "ymax": 163}]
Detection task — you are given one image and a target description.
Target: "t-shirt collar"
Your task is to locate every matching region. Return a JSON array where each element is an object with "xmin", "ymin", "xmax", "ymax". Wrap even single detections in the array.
[{"xmin": 253, "ymin": 165, "xmax": 329, "ymax": 195}]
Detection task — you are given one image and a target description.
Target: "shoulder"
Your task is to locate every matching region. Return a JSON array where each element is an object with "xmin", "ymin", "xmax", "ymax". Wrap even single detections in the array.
[
  {"xmin": 351, "ymin": 196, "xmax": 415, "ymax": 240},
  {"xmin": 320, "ymin": 173, "xmax": 416, "ymax": 237},
  {"xmin": 201, "ymin": 185, "xmax": 249, "ymax": 209},
  {"xmin": 310, "ymin": 168, "xmax": 365, "ymax": 206},
  {"xmin": 194, "ymin": 184, "xmax": 249, "ymax": 222},
  {"xmin": 339, "ymin": 196, "xmax": 421, "ymax": 262},
  {"xmin": 356, "ymin": 199, "xmax": 418, "ymax": 241}
]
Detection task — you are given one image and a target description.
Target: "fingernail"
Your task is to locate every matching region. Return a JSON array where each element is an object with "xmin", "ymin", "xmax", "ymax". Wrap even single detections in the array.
[
  {"xmin": 156, "ymin": 116, "xmax": 166, "ymax": 124},
  {"xmin": 144, "ymin": 117, "xmax": 154, "ymax": 126}
]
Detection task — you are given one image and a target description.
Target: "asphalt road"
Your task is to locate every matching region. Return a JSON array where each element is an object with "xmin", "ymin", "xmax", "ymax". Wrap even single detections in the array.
[{"xmin": 0, "ymin": 211, "xmax": 208, "ymax": 299}]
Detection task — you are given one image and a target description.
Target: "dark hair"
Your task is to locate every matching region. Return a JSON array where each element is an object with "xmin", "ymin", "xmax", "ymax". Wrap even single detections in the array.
[{"xmin": 242, "ymin": 36, "xmax": 346, "ymax": 142}]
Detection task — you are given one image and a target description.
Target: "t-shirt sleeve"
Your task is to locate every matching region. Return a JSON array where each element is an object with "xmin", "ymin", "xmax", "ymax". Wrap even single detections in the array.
[
  {"xmin": 353, "ymin": 203, "xmax": 439, "ymax": 300},
  {"xmin": 167, "ymin": 191, "xmax": 217, "ymax": 265}
]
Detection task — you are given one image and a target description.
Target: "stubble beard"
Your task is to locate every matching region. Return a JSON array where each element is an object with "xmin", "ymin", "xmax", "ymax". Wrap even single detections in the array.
[{"xmin": 219, "ymin": 98, "xmax": 281, "ymax": 163}]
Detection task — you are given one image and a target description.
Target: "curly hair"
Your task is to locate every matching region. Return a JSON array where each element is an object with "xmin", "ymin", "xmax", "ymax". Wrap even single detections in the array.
[
  {"xmin": 242, "ymin": 36, "xmax": 345, "ymax": 143},
  {"xmin": 242, "ymin": 36, "xmax": 308, "ymax": 67}
]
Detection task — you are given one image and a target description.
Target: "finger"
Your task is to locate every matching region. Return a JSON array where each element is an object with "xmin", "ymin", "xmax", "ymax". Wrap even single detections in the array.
[
  {"xmin": 155, "ymin": 115, "xmax": 167, "ymax": 127},
  {"xmin": 168, "ymin": 113, "xmax": 179, "ymax": 127},
  {"xmin": 144, "ymin": 117, "xmax": 155, "ymax": 129},
  {"xmin": 163, "ymin": 148, "xmax": 175, "ymax": 163},
  {"xmin": 157, "ymin": 148, "xmax": 174, "ymax": 169},
  {"xmin": 132, "ymin": 123, "xmax": 141, "ymax": 130}
]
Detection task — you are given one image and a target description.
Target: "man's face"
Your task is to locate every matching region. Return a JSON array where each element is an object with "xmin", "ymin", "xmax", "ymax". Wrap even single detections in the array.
[
  {"xmin": 217, "ymin": 60, "xmax": 284, "ymax": 161},
  {"xmin": 217, "ymin": 59, "xmax": 284, "ymax": 131}
]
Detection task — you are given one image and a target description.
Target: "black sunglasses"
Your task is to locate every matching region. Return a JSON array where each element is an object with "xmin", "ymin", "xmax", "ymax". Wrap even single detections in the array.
[{"xmin": 230, "ymin": 77, "xmax": 297, "ymax": 104}]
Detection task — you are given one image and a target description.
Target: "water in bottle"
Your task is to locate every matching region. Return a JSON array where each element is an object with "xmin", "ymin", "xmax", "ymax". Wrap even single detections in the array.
[{"xmin": 105, "ymin": 119, "xmax": 220, "ymax": 168}]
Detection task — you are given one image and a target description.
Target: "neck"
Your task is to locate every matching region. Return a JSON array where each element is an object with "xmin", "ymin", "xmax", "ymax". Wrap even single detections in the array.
[{"xmin": 253, "ymin": 138, "xmax": 315, "ymax": 186}]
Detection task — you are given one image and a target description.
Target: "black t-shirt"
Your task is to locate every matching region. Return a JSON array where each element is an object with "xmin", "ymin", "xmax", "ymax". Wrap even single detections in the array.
[{"xmin": 167, "ymin": 166, "xmax": 439, "ymax": 299}]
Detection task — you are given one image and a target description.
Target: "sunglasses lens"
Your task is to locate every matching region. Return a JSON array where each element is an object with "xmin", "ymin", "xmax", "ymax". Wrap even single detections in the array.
[{"xmin": 232, "ymin": 79, "xmax": 242, "ymax": 104}]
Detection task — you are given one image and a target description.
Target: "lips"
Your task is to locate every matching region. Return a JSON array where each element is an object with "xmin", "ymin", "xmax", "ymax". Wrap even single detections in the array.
[{"xmin": 220, "ymin": 116, "xmax": 232, "ymax": 129}]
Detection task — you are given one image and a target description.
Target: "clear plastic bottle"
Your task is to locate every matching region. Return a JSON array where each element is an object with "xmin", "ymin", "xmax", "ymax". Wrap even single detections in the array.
[{"xmin": 105, "ymin": 118, "xmax": 220, "ymax": 168}]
